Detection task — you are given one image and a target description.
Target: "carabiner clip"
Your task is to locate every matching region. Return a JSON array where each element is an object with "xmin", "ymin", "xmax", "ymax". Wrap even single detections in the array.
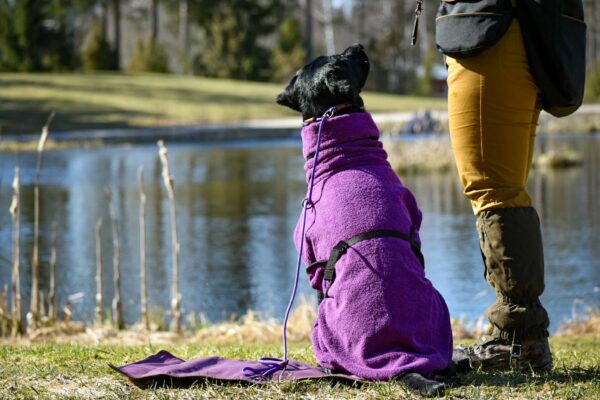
[
  {"xmin": 411, "ymin": 0, "xmax": 423, "ymax": 46},
  {"xmin": 323, "ymin": 106, "xmax": 337, "ymax": 119}
]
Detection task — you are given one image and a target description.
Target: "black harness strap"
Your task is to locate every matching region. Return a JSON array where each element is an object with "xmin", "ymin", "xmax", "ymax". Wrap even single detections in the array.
[{"xmin": 323, "ymin": 229, "xmax": 425, "ymax": 287}]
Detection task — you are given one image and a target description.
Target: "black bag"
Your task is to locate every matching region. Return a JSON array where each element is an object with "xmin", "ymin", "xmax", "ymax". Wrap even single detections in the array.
[
  {"xmin": 435, "ymin": 0, "xmax": 514, "ymax": 58},
  {"xmin": 435, "ymin": 0, "xmax": 586, "ymax": 118},
  {"xmin": 516, "ymin": 0, "xmax": 586, "ymax": 117}
]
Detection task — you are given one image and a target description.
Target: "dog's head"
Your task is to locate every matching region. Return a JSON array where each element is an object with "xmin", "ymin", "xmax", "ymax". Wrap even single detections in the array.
[{"xmin": 276, "ymin": 43, "xmax": 370, "ymax": 120}]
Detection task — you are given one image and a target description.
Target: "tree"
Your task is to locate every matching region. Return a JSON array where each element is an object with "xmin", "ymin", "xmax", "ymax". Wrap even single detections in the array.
[
  {"xmin": 272, "ymin": 16, "xmax": 306, "ymax": 82},
  {"xmin": 128, "ymin": 0, "xmax": 168, "ymax": 72},
  {"xmin": 0, "ymin": 0, "xmax": 20, "ymax": 70},
  {"xmin": 13, "ymin": 0, "xmax": 48, "ymax": 71},
  {"xmin": 194, "ymin": 0, "xmax": 280, "ymax": 81},
  {"xmin": 82, "ymin": 21, "xmax": 115, "ymax": 70},
  {"xmin": 0, "ymin": 0, "xmax": 77, "ymax": 71}
]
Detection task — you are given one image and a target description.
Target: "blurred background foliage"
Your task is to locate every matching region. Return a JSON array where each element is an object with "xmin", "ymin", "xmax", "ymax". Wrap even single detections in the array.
[{"xmin": 0, "ymin": 0, "xmax": 599, "ymax": 97}]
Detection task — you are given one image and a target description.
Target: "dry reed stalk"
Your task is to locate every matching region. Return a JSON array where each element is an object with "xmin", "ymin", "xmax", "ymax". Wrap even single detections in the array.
[
  {"xmin": 48, "ymin": 222, "xmax": 58, "ymax": 321},
  {"xmin": 28, "ymin": 111, "xmax": 55, "ymax": 331},
  {"xmin": 157, "ymin": 140, "xmax": 181, "ymax": 333},
  {"xmin": 138, "ymin": 166, "xmax": 149, "ymax": 330},
  {"xmin": 104, "ymin": 187, "xmax": 123, "ymax": 330},
  {"xmin": 557, "ymin": 308, "xmax": 600, "ymax": 336},
  {"xmin": 39, "ymin": 290, "xmax": 46, "ymax": 319},
  {"xmin": 9, "ymin": 165, "xmax": 22, "ymax": 334},
  {"xmin": 0, "ymin": 285, "xmax": 8, "ymax": 334},
  {"xmin": 95, "ymin": 218, "xmax": 103, "ymax": 326}
]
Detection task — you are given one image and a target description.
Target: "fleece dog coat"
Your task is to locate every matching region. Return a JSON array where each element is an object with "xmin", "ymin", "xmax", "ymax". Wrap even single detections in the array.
[{"xmin": 295, "ymin": 112, "xmax": 453, "ymax": 380}]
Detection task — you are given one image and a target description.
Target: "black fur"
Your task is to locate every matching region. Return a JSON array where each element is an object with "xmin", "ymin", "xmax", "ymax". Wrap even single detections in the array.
[{"xmin": 276, "ymin": 43, "xmax": 370, "ymax": 120}]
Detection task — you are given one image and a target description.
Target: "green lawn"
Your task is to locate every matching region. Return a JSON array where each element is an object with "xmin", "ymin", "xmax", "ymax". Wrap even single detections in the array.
[
  {"xmin": 0, "ymin": 336, "xmax": 598, "ymax": 399},
  {"xmin": 0, "ymin": 73, "xmax": 446, "ymax": 134}
]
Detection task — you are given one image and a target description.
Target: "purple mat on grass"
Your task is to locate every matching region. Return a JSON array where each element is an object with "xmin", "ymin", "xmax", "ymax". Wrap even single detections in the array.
[{"xmin": 111, "ymin": 350, "xmax": 363, "ymax": 383}]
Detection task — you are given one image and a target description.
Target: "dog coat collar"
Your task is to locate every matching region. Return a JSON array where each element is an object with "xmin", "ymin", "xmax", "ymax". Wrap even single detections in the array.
[
  {"xmin": 302, "ymin": 103, "xmax": 364, "ymax": 126},
  {"xmin": 300, "ymin": 111, "xmax": 380, "ymax": 163}
]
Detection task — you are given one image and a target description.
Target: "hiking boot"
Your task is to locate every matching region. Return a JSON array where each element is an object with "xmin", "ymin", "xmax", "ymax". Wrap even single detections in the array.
[
  {"xmin": 477, "ymin": 207, "xmax": 550, "ymax": 338},
  {"xmin": 453, "ymin": 335, "xmax": 553, "ymax": 372}
]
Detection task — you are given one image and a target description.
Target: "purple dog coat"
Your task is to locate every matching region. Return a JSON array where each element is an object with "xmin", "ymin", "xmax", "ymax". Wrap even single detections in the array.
[
  {"xmin": 296, "ymin": 112, "xmax": 453, "ymax": 380},
  {"xmin": 111, "ymin": 351, "xmax": 364, "ymax": 384}
]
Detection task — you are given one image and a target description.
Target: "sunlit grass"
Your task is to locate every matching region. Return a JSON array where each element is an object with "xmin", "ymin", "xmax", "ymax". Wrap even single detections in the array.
[
  {"xmin": 1, "ymin": 303, "xmax": 598, "ymax": 398},
  {"xmin": 0, "ymin": 72, "xmax": 446, "ymax": 134},
  {"xmin": 0, "ymin": 336, "xmax": 597, "ymax": 399}
]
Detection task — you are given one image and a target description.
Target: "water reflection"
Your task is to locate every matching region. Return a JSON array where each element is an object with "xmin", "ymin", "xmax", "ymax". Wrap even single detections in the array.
[{"xmin": 0, "ymin": 135, "xmax": 598, "ymax": 332}]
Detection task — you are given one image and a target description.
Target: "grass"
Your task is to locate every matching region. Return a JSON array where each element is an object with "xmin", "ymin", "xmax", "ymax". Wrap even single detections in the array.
[
  {"xmin": 0, "ymin": 72, "xmax": 446, "ymax": 134},
  {"xmin": 1, "ymin": 305, "xmax": 598, "ymax": 399},
  {"xmin": 0, "ymin": 336, "xmax": 598, "ymax": 399}
]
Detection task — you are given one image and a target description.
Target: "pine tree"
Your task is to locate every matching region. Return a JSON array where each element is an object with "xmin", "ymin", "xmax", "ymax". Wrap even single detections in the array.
[
  {"xmin": 194, "ymin": 0, "xmax": 280, "ymax": 81},
  {"xmin": 272, "ymin": 16, "xmax": 306, "ymax": 82}
]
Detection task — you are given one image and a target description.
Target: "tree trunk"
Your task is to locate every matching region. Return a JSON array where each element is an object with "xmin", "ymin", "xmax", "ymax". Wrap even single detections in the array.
[
  {"xmin": 150, "ymin": 0, "xmax": 159, "ymax": 44},
  {"xmin": 179, "ymin": 0, "xmax": 191, "ymax": 74},
  {"xmin": 111, "ymin": 0, "xmax": 121, "ymax": 68},
  {"xmin": 322, "ymin": 0, "xmax": 335, "ymax": 55},
  {"xmin": 101, "ymin": 0, "xmax": 108, "ymax": 39},
  {"xmin": 304, "ymin": 0, "xmax": 313, "ymax": 62}
]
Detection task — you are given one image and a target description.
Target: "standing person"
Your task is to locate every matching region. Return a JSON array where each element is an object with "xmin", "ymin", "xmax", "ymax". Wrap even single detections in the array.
[{"xmin": 440, "ymin": 0, "xmax": 584, "ymax": 372}]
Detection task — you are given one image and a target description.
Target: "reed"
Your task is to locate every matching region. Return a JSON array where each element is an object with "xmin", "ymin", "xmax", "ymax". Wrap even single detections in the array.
[
  {"xmin": 138, "ymin": 166, "xmax": 149, "ymax": 330},
  {"xmin": 382, "ymin": 136, "xmax": 455, "ymax": 174},
  {"xmin": 557, "ymin": 308, "xmax": 600, "ymax": 336},
  {"xmin": 104, "ymin": 187, "xmax": 123, "ymax": 330},
  {"xmin": 48, "ymin": 222, "xmax": 58, "ymax": 321},
  {"xmin": 9, "ymin": 165, "xmax": 22, "ymax": 334},
  {"xmin": 157, "ymin": 140, "xmax": 181, "ymax": 333},
  {"xmin": 94, "ymin": 218, "xmax": 103, "ymax": 326},
  {"xmin": 28, "ymin": 112, "xmax": 55, "ymax": 330}
]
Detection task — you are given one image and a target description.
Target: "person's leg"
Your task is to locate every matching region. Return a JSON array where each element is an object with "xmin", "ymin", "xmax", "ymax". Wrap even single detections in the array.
[
  {"xmin": 447, "ymin": 20, "xmax": 538, "ymax": 214},
  {"xmin": 446, "ymin": 21, "xmax": 551, "ymax": 371}
]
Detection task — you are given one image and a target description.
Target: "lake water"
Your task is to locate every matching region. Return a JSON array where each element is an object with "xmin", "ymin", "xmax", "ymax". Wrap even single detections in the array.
[{"xmin": 1, "ymin": 133, "xmax": 599, "ymax": 333}]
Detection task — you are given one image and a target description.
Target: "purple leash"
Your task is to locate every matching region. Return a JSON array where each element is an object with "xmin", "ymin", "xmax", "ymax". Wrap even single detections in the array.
[{"xmin": 243, "ymin": 106, "xmax": 337, "ymax": 380}]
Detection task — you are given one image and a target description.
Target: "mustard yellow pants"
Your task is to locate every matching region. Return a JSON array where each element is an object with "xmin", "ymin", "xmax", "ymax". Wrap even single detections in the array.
[{"xmin": 446, "ymin": 21, "xmax": 541, "ymax": 215}]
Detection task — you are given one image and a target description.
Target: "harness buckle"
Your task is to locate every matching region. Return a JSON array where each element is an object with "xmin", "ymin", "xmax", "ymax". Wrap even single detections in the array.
[
  {"xmin": 511, "ymin": 343, "xmax": 522, "ymax": 358},
  {"xmin": 333, "ymin": 241, "xmax": 349, "ymax": 254},
  {"xmin": 323, "ymin": 241, "xmax": 349, "ymax": 283}
]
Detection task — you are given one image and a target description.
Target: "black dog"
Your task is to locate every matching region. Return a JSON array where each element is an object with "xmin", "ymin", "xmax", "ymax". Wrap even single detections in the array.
[{"xmin": 276, "ymin": 43, "xmax": 370, "ymax": 121}]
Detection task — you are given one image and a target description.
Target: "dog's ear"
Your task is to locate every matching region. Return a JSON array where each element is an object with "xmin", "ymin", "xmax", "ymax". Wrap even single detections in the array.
[
  {"xmin": 276, "ymin": 76, "xmax": 302, "ymax": 112},
  {"xmin": 342, "ymin": 43, "xmax": 370, "ymax": 90},
  {"xmin": 324, "ymin": 68, "xmax": 354, "ymax": 100}
]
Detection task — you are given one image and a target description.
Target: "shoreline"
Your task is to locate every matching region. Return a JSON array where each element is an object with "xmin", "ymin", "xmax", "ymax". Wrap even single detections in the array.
[{"xmin": 1, "ymin": 105, "xmax": 599, "ymax": 149}]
